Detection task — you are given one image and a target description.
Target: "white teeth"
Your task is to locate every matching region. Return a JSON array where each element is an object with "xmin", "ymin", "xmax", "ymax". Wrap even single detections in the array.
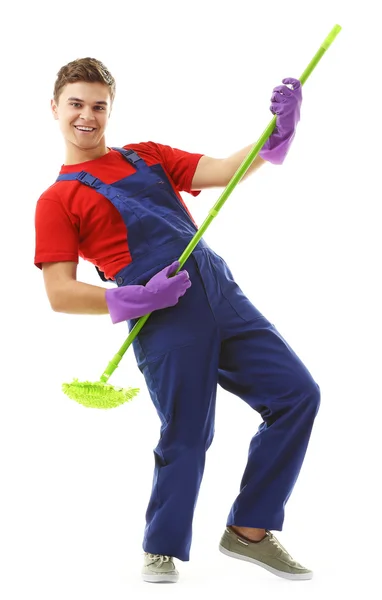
[{"xmin": 75, "ymin": 126, "xmax": 94, "ymax": 131}]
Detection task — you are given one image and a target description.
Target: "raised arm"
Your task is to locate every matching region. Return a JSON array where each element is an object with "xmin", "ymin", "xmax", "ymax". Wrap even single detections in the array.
[{"xmin": 191, "ymin": 77, "xmax": 302, "ymax": 190}]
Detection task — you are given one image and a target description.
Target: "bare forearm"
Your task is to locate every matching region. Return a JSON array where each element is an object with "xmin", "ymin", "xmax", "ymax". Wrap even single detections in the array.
[
  {"xmin": 51, "ymin": 280, "xmax": 110, "ymax": 315},
  {"xmin": 224, "ymin": 144, "xmax": 267, "ymax": 182}
]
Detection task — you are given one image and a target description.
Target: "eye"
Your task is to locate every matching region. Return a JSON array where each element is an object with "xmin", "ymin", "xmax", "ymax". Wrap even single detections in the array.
[{"xmin": 70, "ymin": 103, "xmax": 105, "ymax": 110}]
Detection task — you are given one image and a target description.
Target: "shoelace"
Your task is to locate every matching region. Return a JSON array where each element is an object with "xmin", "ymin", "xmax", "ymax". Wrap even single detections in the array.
[
  {"xmin": 146, "ymin": 553, "xmax": 171, "ymax": 567},
  {"xmin": 267, "ymin": 533, "xmax": 299, "ymax": 565}
]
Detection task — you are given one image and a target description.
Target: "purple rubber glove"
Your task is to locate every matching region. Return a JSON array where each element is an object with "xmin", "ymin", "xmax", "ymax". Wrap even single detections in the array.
[
  {"xmin": 259, "ymin": 77, "xmax": 302, "ymax": 165},
  {"xmin": 105, "ymin": 261, "xmax": 191, "ymax": 324}
]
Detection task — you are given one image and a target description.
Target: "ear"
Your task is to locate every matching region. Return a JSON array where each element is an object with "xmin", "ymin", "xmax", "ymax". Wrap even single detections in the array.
[{"xmin": 51, "ymin": 99, "xmax": 59, "ymax": 120}]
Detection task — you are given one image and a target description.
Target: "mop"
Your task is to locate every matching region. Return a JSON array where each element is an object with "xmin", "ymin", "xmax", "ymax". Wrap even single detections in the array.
[{"xmin": 62, "ymin": 24, "xmax": 341, "ymax": 409}]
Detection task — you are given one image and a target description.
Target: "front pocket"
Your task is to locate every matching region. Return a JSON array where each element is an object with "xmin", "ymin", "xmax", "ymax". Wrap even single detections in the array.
[
  {"xmin": 214, "ymin": 256, "xmax": 266, "ymax": 323},
  {"xmin": 128, "ymin": 256, "xmax": 215, "ymax": 362}
]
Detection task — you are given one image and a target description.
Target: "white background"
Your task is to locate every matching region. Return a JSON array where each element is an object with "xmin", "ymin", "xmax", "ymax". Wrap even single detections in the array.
[{"xmin": 1, "ymin": 0, "xmax": 381, "ymax": 598}]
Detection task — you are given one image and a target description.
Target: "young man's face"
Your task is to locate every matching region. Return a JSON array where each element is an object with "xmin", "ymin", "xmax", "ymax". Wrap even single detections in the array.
[{"xmin": 51, "ymin": 81, "xmax": 112, "ymax": 164}]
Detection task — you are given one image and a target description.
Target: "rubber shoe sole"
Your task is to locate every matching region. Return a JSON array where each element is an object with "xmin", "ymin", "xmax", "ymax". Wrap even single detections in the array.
[
  {"xmin": 142, "ymin": 571, "xmax": 179, "ymax": 583},
  {"xmin": 219, "ymin": 545, "xmax": 313, "ymax": 580}
]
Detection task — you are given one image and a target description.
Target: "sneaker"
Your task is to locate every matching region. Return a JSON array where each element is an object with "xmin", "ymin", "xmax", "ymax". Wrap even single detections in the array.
[
  {"xmin": 219, "ymin": 527, "xmax": 313, "ymax": 580},
  {"xmin": 142, "ymin": 552, "xmax": 179, "ymax": 583}
]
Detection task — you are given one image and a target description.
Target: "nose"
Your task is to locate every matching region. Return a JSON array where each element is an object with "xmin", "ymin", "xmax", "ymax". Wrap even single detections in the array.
[{"xmin": 79, "ymin": 106, "xmax": 94, "ymax": 120}]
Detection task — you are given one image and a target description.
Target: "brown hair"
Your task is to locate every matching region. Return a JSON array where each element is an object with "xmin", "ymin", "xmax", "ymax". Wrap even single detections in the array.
[{"xmin": 53, "ymin": 57, "xmax": 116, "ymax": 105}]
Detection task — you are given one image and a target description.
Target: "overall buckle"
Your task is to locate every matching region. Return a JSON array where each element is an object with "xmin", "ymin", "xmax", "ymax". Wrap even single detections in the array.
[{"xmin": 77, "ymin": 171, "xmax": 98, "ymax": 187}]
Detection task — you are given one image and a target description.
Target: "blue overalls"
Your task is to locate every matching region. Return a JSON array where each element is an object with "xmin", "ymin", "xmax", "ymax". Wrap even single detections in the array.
[{"xmin": 57, "ymin": 148, "xmax": 320, "ymax": 561}]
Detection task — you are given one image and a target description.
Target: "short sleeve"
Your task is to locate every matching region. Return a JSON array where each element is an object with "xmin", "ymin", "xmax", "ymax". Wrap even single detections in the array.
[
  {"xmin": 34, "ymin": 196, "xmax": 79, "ymax": 269},
  {"xmin": 138, "ymin": 142, "xmax": 204, "ymax": 197}
]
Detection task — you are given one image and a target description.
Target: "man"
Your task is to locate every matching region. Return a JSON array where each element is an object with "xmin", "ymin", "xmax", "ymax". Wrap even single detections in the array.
[{"xmin": 34, "ymin": 57, "xmax": 320, "ymax": 583}]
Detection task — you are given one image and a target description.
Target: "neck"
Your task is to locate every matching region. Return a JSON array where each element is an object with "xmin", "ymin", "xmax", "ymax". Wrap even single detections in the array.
[{"xmin": 64, "ymin": 141, "xmax": 110, "ymax": 165}]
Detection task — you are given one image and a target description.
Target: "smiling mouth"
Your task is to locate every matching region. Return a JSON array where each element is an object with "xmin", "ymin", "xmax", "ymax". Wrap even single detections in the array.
[{"xmin": 74, "ymin": 126, "xmax": 96, "ymax": 133}]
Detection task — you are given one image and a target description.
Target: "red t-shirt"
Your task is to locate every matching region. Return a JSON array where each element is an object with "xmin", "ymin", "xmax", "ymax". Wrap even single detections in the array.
[{"xmin": 34, "ymin": 141, "xmax": 204, "ymax": 280}]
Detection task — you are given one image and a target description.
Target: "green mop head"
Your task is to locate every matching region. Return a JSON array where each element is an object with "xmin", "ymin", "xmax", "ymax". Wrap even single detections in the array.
[{"xmin": 62, "ymin": 378, "xmax": 140, "ymax": 409}]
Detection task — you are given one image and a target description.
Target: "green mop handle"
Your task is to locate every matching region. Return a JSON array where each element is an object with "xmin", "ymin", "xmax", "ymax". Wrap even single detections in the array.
[{"xmin": 100, "ymin": 24, "xmax": 341, "ymax": 383}]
